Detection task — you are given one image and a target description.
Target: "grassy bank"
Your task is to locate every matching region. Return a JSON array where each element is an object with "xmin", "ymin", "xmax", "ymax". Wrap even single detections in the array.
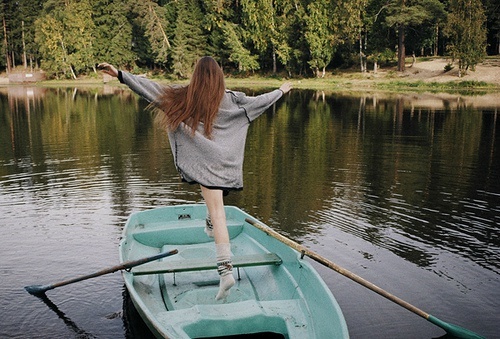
[
  {"xmin": 371, "ymin": 80, "xmax": 497, "ymax": 93},
  {"xmin": 228, "ymin": 76, "xmax": 499, "ymax": 93}
]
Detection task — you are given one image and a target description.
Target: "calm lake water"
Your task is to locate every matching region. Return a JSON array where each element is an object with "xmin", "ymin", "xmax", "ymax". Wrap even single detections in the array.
[{"xmin": 0, "ymin": 84, "xmax": 498, "ymax": 339}]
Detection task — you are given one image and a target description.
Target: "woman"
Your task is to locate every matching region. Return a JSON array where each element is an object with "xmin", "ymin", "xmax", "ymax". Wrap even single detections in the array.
[{"xmin": 99, "ymin": 57, "xmax": 292, "ymax": 300}]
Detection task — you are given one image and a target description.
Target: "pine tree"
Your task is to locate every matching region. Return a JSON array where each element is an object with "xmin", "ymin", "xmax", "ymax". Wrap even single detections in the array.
[
  {"xmin": 92, "ymin": 0, "xmax": 135, "ymax": 69},
  {"xmin": 484, "ymin": 0, "xmax": 500, "ymax": 55},
  {"xmin": 131, "ymin": 0, "xmax": 172, "ymax": 68},
  {"xmin": 171, "ymin": 0, "xmax": 207, "ymax": 78},
  {"xmin": 385, "ymin": 0, "xmax": 446, "ymax": 72},
  {"xmin": 272, "ymin": 0, "xmax": 299, "ymax": 76},
  {"xmin": 1, "ymin": 0, "xmax": 16, "ymax": 72},
  {"xmin": 64, "ymin": 0, "xmax": 96, "ymax": 75},
  {"xmin": 222, "ymin": 21, "xmax": 259, "ymax": 72},
  {"xmin": 241, "ymin": 0, "xmax": 276, "ymax": 71},
  {"xmin": 7, "ymin": 0, "xmax": 44, "ymax": 70}
]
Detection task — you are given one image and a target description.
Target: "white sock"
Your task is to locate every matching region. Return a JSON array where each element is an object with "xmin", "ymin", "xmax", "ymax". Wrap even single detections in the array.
[
  {"xmin": 205, "ymin": 215, "xmax": 214, "ymax": 238},
  {"xmin": 215, "ymin": 243, "xmax": 235, "ymax": 300}
]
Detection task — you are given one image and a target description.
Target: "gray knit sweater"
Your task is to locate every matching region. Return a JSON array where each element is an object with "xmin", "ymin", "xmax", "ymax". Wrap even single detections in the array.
[{"xmin": 119, "ymin": 71, "xmax": 284, "ymax": 191}]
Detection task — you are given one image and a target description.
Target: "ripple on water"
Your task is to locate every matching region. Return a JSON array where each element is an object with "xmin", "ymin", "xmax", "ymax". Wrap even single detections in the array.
[{"xmin": 306, "ymin": 180, "xmax": 500, "ymax": 275}]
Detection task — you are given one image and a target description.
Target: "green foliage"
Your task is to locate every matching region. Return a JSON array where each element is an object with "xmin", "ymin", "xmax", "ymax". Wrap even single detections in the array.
[
  {"xmin": 304, "ymin": 0, "xmax": 337, "ymax": 77},
  {"xmin": 131, "ymin": 1, "xmax": 172, "ymax": 67},
  {"xmin": 11, "ymin": 0, "xmax": 44, "ymax": 68},
  {"xmin": 35, "ymin": 0, "xmax": 95, "ymax": 78},
  {"xmin": 370, "ymin": 48, "xmax": 396, "ymax": 63},
  {"xmin": 272, "ymin": 0, "xmax": 300, "ymax": 74},
  {"xmin": 241, "ymin": 0, "xmax": 275, "ymax": 53},
  {"xmin": 444, "ymin": 63, "xmax": 454, "ymax": 72},
  {"xmin": 444, "ymin": 0, "xmax": 487, "ymax": 76},
  {"xmin": 92, "ymin": 0, "xmax": 135, "ymax": 68},
  {"xmin": 386, "ymin": 0, "xmax": 434, "ymax": 27},
  {"xmin": 171, "ymin": 0, "xmax": 207, "ymax": 77},
  {"xmin": 484, "ymin": 0, "xmax": 500, "ymax": 54},
  {"xmin": 0, "ymin": 0, "xmax": 497, "ymax": 78},
  {"xmin": 383, "ymin": 0, "xmax": 446, "ymax": 70},
  {"xmin": 1, "ymin": 0, "xmax": 44, "ymax": 70},
  {"xmin": 64, "ymin": 0, "xmax": 95, "ymax": 73},
  {"xmin": 222, "ymin": 22, "xmax": 259, "ymax": 72}
]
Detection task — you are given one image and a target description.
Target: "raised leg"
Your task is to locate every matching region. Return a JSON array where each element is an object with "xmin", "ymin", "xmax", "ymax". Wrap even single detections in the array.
[{"xmin": 200, "ymin": 186, "xmax": 235, "ymax": 300}]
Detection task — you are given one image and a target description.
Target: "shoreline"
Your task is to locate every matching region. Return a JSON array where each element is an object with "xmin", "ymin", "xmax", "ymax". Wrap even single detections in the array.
[{"xmin": 1, "ymin": 58, "xmax": 500, "ymax": 96}]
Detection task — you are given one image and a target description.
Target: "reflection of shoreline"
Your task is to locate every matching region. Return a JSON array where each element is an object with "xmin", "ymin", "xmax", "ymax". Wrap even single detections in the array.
[
  {"xmin": 0, "ymin": 86, "xmax": 136, "ymax": 100},
  {"xmin": 0, "ymin": 86, "xmax": 48, "ymax": 99},
  {"xmin": 310, "ymin": 90, "xmax": 500, "ymax": 110},
  {"xmin": 367, "ymin": 91, "xmax": 500, "ymax": 110}
]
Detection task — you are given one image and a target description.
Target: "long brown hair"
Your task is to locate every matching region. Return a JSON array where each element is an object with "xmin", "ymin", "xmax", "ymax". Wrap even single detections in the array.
[{"xmin": 155, "ymin": 56, "xmax": 225, "ymax": 139}]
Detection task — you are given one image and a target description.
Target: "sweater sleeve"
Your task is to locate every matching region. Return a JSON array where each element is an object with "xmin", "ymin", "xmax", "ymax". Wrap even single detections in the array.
[
  {"xmin": 232, "ymin": 89, "xmax": 283, "ymax": 122},
  {"xmin": 119, "ymin": 71, "xmax": 164, "ymax": 104}
]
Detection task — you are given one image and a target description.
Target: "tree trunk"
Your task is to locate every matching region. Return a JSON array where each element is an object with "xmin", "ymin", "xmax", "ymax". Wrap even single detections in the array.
[
  {"xmin": 272, "ymin": 45, "xmax": 277, "ymax": 74},
  {"xmin": 434, "ymin": 25, "xmax": 439, "ymax": 57},
  {"xmin": 397, "ymin": 23, "xmax": 406, "ymax": 72},
  {"xmin": 22, "ymin": 21, "xmax": 27, "ymax": 69},
  {"xmin": 3, "ymin": 16, "xmax": 11, "ymax": 73},
  {"xmin": 359, "ymin": 33, "xmax": 366, "ymax": 73},
  {"xmin": 60, "ymin": 39, "xmax": 76, "ymax": 79},
  {"xmin": 69, "ymin": 65, "xmax": 77, "ymax": 80}
]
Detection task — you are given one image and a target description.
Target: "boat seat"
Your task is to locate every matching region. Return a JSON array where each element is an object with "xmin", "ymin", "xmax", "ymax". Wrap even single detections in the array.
[
  {"xmin": 132, "ymin": 253, "xmax": 282, "ymax": 276},
  {"xmin": 131, "ymin": 221, "xmax": 244, "ymax": 246}
]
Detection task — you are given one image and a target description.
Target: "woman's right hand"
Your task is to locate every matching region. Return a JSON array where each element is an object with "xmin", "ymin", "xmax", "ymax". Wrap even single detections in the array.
[{"xmin": 97, "ymin": 63, "xmax": 119, "ymax": 78}]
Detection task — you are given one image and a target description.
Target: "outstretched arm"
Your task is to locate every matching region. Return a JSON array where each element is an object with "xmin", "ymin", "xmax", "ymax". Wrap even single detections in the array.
[
  {"xmin": 97, "ymin": 62, "xmax": 164, "ymax": 104},
  {"xmin": 234, "ymin": 81, "xmax": 293, "ymax": 122}
]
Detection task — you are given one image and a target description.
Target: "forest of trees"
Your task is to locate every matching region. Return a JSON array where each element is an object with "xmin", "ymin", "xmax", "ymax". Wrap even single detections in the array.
[{"xmin": 1, "ymin": 0, "xmax": 499, "ymax": 79}]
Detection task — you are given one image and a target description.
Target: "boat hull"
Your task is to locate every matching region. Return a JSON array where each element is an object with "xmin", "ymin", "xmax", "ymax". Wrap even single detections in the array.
[{"xmin": 120, "ymin": 204, "xmax": 349, "ymax": 338}]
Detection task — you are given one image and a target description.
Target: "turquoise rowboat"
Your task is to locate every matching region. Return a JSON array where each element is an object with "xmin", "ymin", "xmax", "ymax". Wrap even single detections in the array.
[{"xmin": 120, "ymin": 204, "xmax": 349, "ymax": 338}]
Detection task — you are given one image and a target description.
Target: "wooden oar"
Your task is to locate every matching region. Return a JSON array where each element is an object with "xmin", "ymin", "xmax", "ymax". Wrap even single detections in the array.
[
  {"xmin": 25, "ymin": 249, "xmax": 178, "ymax": 296},
  {"xmin": 245, "ymin": 218, "xmax": 485, "ymax": 339}
]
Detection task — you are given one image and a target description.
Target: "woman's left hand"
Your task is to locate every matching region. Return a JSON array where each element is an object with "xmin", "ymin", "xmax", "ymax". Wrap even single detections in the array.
[
  {"xmin": 97, "ymin": 63, "xmax": 119, "ymax": 78},
  {"xmin": 279, "ymin": 82, "xmax": 293, "ymax": 94}
]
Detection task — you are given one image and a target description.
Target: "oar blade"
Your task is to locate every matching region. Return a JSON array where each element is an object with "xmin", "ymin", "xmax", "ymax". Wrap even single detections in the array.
[
  {"xmin": 428, "ymin": 315, "xmax": 485, "ymax": 339},
  {"xmin": 25, "ymin": 284, "xmax": 52, "ymax": 296}
]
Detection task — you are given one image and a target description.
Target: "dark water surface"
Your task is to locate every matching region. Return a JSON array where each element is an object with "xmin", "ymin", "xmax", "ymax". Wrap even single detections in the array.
[{"xmin": 0, "ymin": 85, "xmax": 498, "ymax": 338}]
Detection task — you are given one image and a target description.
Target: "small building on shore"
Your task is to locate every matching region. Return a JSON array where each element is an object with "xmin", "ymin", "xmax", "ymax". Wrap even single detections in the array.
[{"xmin": 8, "ymin": 71, "xmax": 46, "ymax": 83}]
